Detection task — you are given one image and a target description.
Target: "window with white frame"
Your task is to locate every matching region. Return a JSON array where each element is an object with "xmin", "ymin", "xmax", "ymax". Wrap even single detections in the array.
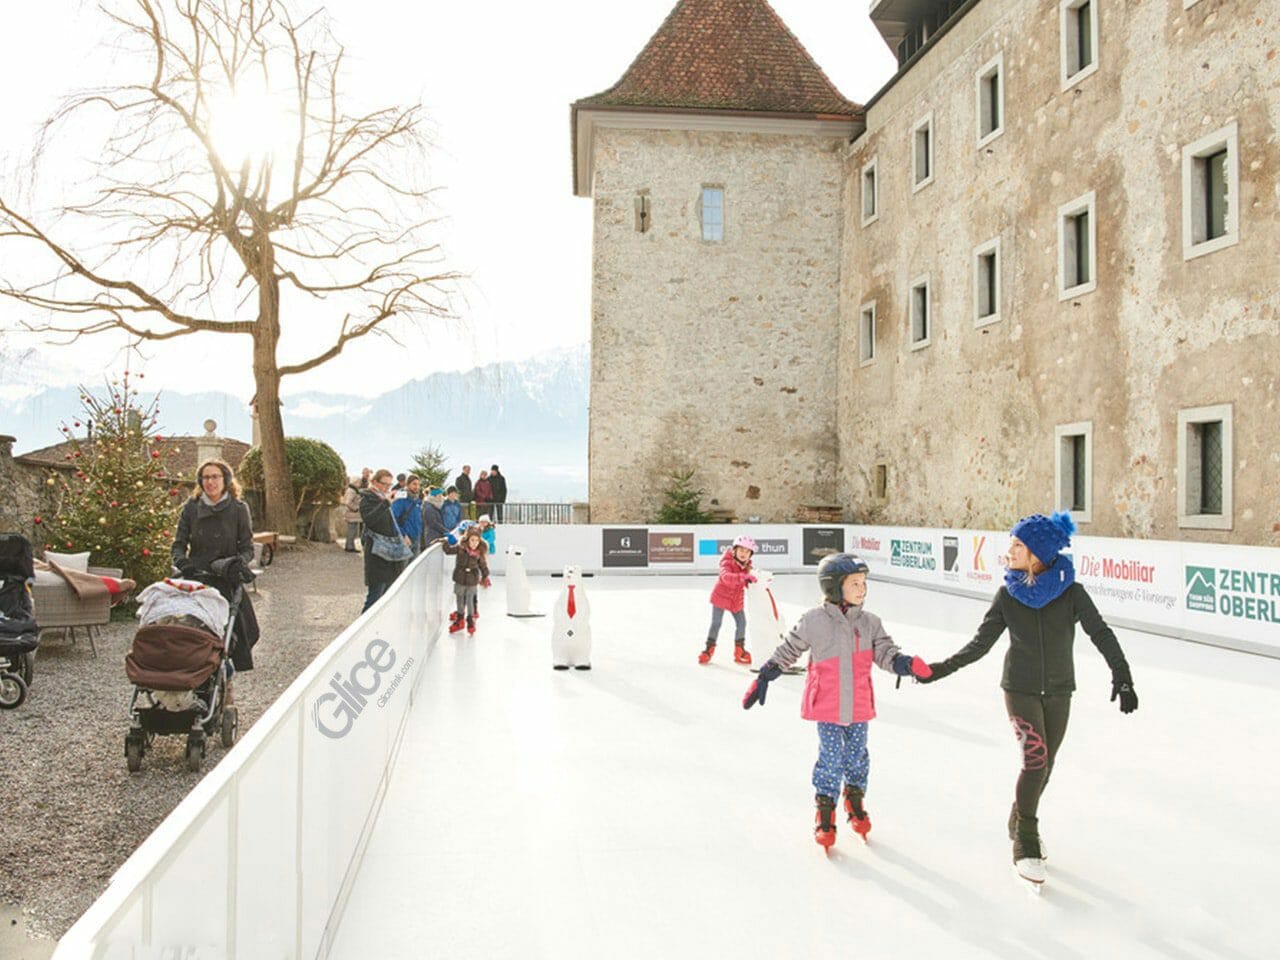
[
  {"xmin": 973, "ymin": 237, "xmax": 1001, "ymax": 326},
  {"xmin": 1054, "ymin": 421, "xmax": 1092, "ymax": 522},
  {"xmin": 700, "ymin": 186, "xmax": 724, "ymax": 242},
  {"xmin": 1177, "ymin": 404, "xmax": 1232, "ymax": 530},
  {"xmin": 976, "ymin": 52, "xmax": 1004, "ymax": 146},
  {"xmin": 859, "ymin": 301, "xmax": 877, "ymax": 365},
  {"xmin": 908, "ymin": 276, "xmax": 930, "ymax": 349},
  {"xmin": 861, "ymin": 158, "xmax": 879, "ymax": 226},
  {"xmin": 912, "ymin": 113, "xmax": 934, "ymax": 192},
  {"xmin": 1057, "ymin": 191, "xmax": 1096, "ymax": 299},
  {"xmin": 1182, "ymin": 122, "xmax": 1239, "ymax": 260},
  {"xmin": 1060, "ymin": 0, "xmax": 1098, "ymax": 89}
]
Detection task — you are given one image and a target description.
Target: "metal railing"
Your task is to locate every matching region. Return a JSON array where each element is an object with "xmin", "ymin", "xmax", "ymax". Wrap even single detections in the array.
[{"xmin": 476, "ymin": 502, "xmax": 576, "ymax": 524}]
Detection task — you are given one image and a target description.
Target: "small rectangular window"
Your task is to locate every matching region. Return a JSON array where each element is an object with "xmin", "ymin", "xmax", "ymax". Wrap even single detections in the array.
[
  {"xmin": 1177, "ymin": 403, "xmax": 1233, "ymax": 530},
  {"xmin": 909, "ymin": 277, "xmax": 930, "ymax": 349},
  {"xmin": 1058, "ymin": 191, "xmax": 1097, "ymax": 299},
  {"xmin": 1182, "ymin": 123, "xmax": 1239, "ymax": 260},
  {"xmin": 1060, "ymin": 0, "xmax": 1099, "ymax": 89},
  {"xmin": 976, "ymin": 53, "xmax": 1004, "ymax": 146},
  {"xmin": 873, "ymin": 461, "xmax": 889, "ymax": 502},
  {"xmin": 861, "ymin": 158, "xmax": 879, "ymax": 226},
  {"xmin": 635, "ymin": 192, "xmax": 651, "ymax": 233},
  {"xmin": 859, "ymin": 301, "xmax": 876, "ymax": 365},
  {"xmin": 912, "ymin": 114, "xmax": 934, "ymax": 192},
  {"xmin": 1054, "ymin": 421, "xmax": 1092, "ymax": 522},
  {"xmin": 700, "ymin": 187, "xmax": 724, "ymax": 242},
  {"xmin": 973, "ymin": 237, "xmax": 1001, "ymax": 326}
]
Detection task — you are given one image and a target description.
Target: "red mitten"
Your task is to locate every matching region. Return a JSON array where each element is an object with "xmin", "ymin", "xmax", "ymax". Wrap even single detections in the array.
[
  {"xmin": 910, "ymin": 656, "xmax": 933, "ymax": 680},
  {"xmin": 481, "ymin": 577, "xmax": 491, "ymax": 588}
]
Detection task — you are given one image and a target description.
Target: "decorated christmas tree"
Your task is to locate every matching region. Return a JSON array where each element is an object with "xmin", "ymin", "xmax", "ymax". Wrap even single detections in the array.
[{"xmin": 36, "ymin": 371, "xmax": 183, "ymax": 586}]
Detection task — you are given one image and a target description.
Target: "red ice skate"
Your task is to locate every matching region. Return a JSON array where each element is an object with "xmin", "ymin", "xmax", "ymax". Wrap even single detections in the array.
[
  {"xmin": 733, "ymin": 643, "xmax": 752, "ymax": 666},
  {"xmin": 697, "ymin": 641, "xmax": 716, "ymax": 665},
  {"xmin": 449, "ymin": 617, "xmax": 465, "ymax": 634},
  {"xmin": 843, "ymin": 786, "xmax": 872, "ymax": 842},
  {"xmin": 466, "ymin": 616, "xmax": 476, "ymax": 636},
  {"xmin": 815, "ymin": 795, "xmax": 837, "ymax": 849}
]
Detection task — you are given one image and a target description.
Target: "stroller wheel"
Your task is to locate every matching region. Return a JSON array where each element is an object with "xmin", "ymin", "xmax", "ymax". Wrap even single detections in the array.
[
  {"xmin": 220, "ymin": 706, "xmax": 238, "ymax": 748},
  {"xmin": 125, "ymin": 735, "xmax": 144, "ymax": 773},
  {"xmin": 21, "ymin": 651, "xmax": 34, "ymax": 687},
  {"xmin": 0, "ymin": 672, "xmax": 27, "ymax": 709},
  {"xmin": 185, "ymin": 733, "xmax": 206, "ymax": 773}
]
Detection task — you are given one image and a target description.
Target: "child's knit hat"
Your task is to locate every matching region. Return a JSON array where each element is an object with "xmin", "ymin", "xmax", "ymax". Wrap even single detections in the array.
[{"xmin": 1010, "ymin": 511, "xmax": 1077, "ymax": 566}]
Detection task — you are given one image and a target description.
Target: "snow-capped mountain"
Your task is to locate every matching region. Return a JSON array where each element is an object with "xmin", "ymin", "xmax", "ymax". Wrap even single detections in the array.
[{"xmin": 4, "ymin": 346, "xmax": 589, "ymax": 502}]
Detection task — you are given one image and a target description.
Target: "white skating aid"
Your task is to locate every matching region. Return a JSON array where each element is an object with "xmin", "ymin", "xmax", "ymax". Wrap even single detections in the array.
[
  {"xmin": 504, "ymin": 545, "xmax": 543, "ymax": 618},
  {"xmin": 743, "ymin": 569, "xmax": 786, "ymax": 653},
  {"xmin": 551, "ymin": 565, "xmax": 591, "ymax": 670}
]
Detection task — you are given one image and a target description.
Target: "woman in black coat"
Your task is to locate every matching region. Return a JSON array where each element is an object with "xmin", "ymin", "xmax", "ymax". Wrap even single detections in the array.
[
  {"xmin": 171, "ymin": 459, "xmax": 260, "ymax": 672},
  {"xmin": 359, "ymin": 468, "xmax": 408, "ymax": 612},
  {"xmin": 919, "ymin": 511, "xmax": 1137, "ymax": 887}
]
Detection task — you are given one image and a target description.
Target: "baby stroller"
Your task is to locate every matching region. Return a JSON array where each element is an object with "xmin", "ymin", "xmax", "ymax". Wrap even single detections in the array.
[
  {"xmin": 0, "ymin": 533, "xmax": 39, "ymax": 709},
  {"xmin": 124, "ymin": 558, "xmax": 252, "ymax": 772}
]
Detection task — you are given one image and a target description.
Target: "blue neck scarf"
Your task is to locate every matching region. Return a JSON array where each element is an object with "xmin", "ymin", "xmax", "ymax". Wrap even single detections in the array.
[{"xmin": 1005, "ymin": 553, "xmax": 1076, "ymax": 609}]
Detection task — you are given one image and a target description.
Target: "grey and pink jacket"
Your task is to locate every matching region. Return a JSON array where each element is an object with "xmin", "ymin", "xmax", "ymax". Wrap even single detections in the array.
[
  {"xmin": 709, "ymin": 549, "xmax": 753, "ymax": 613},
  {"xmin": 768, "ymin": 603, "xmax": 905, "ymax": 725}
]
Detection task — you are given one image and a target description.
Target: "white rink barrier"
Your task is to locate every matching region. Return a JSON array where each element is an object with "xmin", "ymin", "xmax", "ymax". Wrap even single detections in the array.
[
  {"xmin": 53, "ymin": 546, "xmax": 447, "ymax": 960},
  {"xmin": 484, "ymin": 523, "xmax": 1279, "ymax": 657}
]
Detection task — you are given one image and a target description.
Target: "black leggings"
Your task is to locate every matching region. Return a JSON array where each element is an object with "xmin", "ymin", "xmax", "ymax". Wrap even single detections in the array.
[{"xmin": 1003, "ymin": 691, "xmax": 1071, "ymax": 820}]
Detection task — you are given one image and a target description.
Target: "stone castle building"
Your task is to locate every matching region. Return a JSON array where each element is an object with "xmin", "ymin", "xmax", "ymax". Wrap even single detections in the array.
[{"xmin": 573, "ymin": 0, "xmax": 1279, "ymax": 546}]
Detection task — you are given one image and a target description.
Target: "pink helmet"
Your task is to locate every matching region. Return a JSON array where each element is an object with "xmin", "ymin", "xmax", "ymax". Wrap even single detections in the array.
[{"xmin": 732, "ymin": 535, "xmax": 758, "ymax": 553}]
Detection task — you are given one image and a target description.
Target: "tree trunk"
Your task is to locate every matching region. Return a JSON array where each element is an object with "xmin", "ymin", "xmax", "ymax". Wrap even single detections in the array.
[{"xmin": 253, "ymin": 269, "xmax": 296, "ymax": 533}]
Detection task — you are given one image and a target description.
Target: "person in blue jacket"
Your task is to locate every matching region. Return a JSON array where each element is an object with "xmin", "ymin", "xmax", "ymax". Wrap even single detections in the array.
[
  {"xmin": 390, "ymin": 476, "xmax": 424, "ymax": 554},
  {"xmin": 441, "ymin": 486, "xmax": 463, "ymax": 532}
]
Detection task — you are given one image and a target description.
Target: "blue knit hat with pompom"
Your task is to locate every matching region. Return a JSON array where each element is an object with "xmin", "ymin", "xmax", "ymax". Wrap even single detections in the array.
[{"xmin": 1010, "ymin": 511, "xmax": 1077, "ymax": 566}]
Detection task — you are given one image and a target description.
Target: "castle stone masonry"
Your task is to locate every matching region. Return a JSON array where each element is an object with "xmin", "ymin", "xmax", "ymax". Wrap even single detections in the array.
[{"xmin": 573, "ymin": 0, "xmax": 1279, "ymax": 546}]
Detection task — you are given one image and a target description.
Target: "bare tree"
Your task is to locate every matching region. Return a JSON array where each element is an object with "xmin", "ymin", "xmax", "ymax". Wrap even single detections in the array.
[{"xmin": 0, "ymin": 0, "xmax": 457, "ymax": 531}]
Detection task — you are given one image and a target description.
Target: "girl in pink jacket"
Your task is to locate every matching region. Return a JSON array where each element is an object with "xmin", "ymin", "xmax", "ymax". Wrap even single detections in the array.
[
  {"xmin": 699, "ymin": 535, "xmax": 757, "ymax": 666},
  {"xmin": 743, "ymin": 553, "xmax": 932, "ymax": 849}
]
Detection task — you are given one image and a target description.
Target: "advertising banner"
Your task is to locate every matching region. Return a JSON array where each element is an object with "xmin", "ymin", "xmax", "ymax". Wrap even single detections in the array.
[
  {"xmin": 648, "ymin": 532, "xmax": 694, "ymax": 563},
  {"xmin": 602, "ymin": 528, "xmax": 648, "ymax": 567},
  {"xmin": 801, "ymin": 527, "xmax": 844, "ymax": 565},
  {"xmin": 697, "ymin": 538, "xmax": 789, "ymax": 558}
]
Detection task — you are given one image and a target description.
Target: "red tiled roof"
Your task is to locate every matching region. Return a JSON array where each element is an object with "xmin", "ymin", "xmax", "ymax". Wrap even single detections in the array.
[
  {"xmin": 17, "ymin": 436, "xmax": 252, "ymax": 483},
  {"xmin": 575, "ymin": 0, "xmax": 860, "ymax": 117}
]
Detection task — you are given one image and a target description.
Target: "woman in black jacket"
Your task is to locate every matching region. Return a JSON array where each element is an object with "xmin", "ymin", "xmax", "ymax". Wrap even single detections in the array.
[
  {"xmin": 920, "ymin": 511, "xmax": 1138, "ymax": 886},
  {"xmin": 171, "ymin": 459, "xmax": 260, "ymax": 672},
  {"xmin": 359, "ymin": 468, "xmax": 409, "ymax": 612}
]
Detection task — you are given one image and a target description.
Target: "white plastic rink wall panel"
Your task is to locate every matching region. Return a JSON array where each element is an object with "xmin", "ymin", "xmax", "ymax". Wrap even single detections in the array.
[
  {"xmin": 488, "ymin": 524, "xmax": 1280, "ymax": 657},
  {"xmin": 51, "ymin": 546, "xmax": 447, "ymax": 960}
]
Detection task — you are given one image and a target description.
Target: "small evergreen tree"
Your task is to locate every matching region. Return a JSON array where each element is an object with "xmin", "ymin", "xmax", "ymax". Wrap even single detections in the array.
[
  {"xmin": 410, "ymin": 443, "xmax": 450, "ymax": 490},
  {"xmin": 655, "ymin": 469, "xmax": 712, "ymax": 523},
  {"xmin": 37, "ymin": 372, "xmax": 181, "ymax": 586}
]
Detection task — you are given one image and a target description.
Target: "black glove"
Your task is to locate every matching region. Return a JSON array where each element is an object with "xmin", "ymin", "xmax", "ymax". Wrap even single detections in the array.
[
  {"xmin": 210, "ymin": 557, "xmax": 234, "ymax": 578},
  {"xmin": 915, "ymin": 660, "xmax": 955, "ymax": 685},
  {"xmin": 1111, "ymin": 669, "xmax": 1138, "ymax": 714},
  {"xmin": 743, "ymin": 661, "xmax": 783, "ymax": 710},
  {"xmin": 175, "ymin": 557, "xmax": 198, "ymax": 577}
]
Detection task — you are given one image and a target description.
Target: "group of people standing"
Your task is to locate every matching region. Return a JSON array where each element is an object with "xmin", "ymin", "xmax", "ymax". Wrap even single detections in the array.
[
  {"xmin": 450, "ymin": 464, "xmax": 508, "ymax": 522},
  {"xmin": 342, "ymin": 466, "xmax": 501, "ymax": 614}
]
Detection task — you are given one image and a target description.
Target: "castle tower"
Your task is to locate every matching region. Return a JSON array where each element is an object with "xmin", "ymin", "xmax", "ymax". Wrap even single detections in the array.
[{"xmin": 571, "ymin": 0, "xmax": 862, "ymax": 523}]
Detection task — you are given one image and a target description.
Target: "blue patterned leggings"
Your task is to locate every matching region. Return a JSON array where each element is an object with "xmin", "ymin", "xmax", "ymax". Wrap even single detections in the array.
[{"xmin": 812, "ymin": 721, "xmax": 870, "ymax": 798}]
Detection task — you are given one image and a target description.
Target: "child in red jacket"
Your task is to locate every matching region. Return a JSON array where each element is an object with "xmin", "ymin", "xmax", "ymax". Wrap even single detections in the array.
[{"xmin": 698, "ymin": 534, "xmax": 757, "ymax": 665}]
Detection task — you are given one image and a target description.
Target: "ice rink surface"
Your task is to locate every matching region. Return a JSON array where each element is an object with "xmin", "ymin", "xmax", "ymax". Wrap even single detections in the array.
[{"xmin": 332, "ymin": 573, "xmax": 1280, "ymax": 960}]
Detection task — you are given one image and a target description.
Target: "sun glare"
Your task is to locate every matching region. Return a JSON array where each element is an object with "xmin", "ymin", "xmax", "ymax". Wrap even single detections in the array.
[{"xmin": 206, "ymin": 88, "xmax": 295, "ymax": 173}]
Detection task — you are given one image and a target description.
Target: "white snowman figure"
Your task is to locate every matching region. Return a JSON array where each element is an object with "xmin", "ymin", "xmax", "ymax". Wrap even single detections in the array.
[
  {"xmin": 744, "ymin": 568, "xmax": 788, "ymax": 659},
  {"xmin": 504, "ymin": 544, "xmax": 542, "ymax": 618},
  {"xmin": 551, "ymin": 565, "xmax": 592, "ymax": 670}
]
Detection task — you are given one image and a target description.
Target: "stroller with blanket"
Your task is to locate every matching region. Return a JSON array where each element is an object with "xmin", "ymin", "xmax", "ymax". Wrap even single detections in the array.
[
  {"xmin": 124, "ymin": 557, "xmax": 253, "ymax": 772},
  {"xmin": 0, "ymin": 534, "xmax": 39, "ymax": 709}
]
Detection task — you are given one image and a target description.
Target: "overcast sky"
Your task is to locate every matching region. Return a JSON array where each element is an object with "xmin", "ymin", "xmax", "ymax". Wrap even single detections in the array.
[{"xmin": 0, "ymin": 0, "xmax": 897, "ymax": 401}]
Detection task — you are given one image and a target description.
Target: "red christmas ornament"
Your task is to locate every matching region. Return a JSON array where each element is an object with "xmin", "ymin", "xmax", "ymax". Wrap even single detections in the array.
[{"xmin": 33, "ymin": 516, "xmax": 42, "ymax": 525}]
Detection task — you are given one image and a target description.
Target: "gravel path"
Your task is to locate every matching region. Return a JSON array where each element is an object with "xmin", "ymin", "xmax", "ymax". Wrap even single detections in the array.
[{"xmin": 0, "ymin": 542, "xmax": 367, "ymax": 950}]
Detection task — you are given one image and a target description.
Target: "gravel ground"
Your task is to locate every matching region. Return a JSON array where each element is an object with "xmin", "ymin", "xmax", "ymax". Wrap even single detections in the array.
[{"xmin": 0, "ymin": 542, "xmax": 367, "ymax": 949}]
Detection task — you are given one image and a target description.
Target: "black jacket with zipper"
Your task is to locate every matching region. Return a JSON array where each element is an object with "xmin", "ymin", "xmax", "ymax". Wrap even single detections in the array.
[{"xmin": 937, "ymin": 583, "xmax": 1129, "ymax": 695}]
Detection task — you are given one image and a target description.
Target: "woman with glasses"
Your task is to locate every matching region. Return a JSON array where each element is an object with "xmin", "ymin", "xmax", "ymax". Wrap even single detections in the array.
[{"xmin": 171, "ymin": 458, "xmax": 260, "ymax": 673}]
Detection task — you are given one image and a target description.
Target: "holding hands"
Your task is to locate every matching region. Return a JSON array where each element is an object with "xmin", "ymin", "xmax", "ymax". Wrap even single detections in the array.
[{"xmin": 891, "ymin": 654, "xmax": 933, "ymax": 680}]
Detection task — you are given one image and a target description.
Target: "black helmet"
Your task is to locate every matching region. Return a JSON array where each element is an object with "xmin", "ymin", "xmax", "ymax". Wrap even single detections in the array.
[{"xmin": 817, "ymin": 553, "xmax": 870, "ymax": 603}]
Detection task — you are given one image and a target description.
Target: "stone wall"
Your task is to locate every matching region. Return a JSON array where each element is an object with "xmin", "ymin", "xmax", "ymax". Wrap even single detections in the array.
[
  {"xmin": 839, "ymin": 0, "xmax": 1279, "ymax": 544},
  {"xmin": 0, "ymin": 436, "xmax": 61, "ymax": 546},
  {"xmin": 588, "ymin": 127, "xmax": 846, "ymax": 522}
]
